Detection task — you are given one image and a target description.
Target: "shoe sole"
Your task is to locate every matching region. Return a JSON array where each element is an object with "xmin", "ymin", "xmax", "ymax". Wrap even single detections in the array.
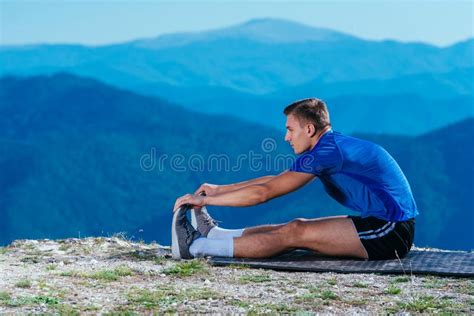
[
  {"xmin": 171, "ymin": 206, "xmax": 188, "ymax": 259},
  {"xmin": 190, "ymin": 208, "xmax": 198, "ymax": 230},
  {"xmin": 191, "ymin": 192, "xmax": 205, "ymax": 231}
]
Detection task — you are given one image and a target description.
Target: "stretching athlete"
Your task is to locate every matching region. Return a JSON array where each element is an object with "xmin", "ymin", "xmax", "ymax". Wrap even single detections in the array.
[{"xmin": 172, "ymin": 98, "xmax": 417, "ymax": 260}]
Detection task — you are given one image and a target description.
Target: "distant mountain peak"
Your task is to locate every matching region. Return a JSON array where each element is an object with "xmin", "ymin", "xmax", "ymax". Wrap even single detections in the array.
[
  {"xmin": 221, "ymin": 18, "xmax": 355, "ymax": 41},
  {"xmin": 131, "ymin": 18, "xmax": 357, "ymax": 50},
  {"xmin": 237, "ymin": 17, "xmax": 313, "ymax": 29}
]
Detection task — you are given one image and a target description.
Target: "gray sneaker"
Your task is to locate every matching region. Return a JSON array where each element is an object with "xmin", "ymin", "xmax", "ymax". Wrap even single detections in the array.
[
  {"xmin": 171, "ymin": 206, "xmax": 201, "ymax": 259},
  {"xmin": 190, "ymin": 206, "xmax": 218, "ymax": 237}
]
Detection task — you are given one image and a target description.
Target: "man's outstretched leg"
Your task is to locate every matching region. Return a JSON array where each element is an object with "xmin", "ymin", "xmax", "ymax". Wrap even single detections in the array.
[
  {"xmin": 234, "ymin": 216, "xmax": 367, "ymax": 259},
  {"xmin": 188, "ymin": 215, "xmax": 368, "ymax": 260}
]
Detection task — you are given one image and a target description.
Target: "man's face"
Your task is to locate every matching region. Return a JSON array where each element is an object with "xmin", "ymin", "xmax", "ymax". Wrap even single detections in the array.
[{"xmin": 285, "ymin": 114, "xmax": 312, "ymax": 154}]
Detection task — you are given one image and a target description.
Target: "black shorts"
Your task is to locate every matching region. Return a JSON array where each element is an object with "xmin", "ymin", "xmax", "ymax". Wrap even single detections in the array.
[{"xmin": 349, "ymin": 215, "xmax": 415, "ymax": 260}]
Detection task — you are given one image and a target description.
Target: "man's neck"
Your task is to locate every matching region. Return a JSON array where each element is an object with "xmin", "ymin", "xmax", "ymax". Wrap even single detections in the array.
[{"xmin": 310, "ymin": 126, "xmax": 332, "ymax": 150}]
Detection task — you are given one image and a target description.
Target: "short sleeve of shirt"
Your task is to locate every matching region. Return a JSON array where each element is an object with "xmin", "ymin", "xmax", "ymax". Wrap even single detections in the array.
[{"xmin": 289, "ymin": 133, "xmax": 343, "ymax": 176}]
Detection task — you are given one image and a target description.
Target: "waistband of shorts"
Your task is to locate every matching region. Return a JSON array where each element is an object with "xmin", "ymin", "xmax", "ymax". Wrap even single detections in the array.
[{"xmin": 349, "ymin": 215, "xmax": 416, "ymax": 224}]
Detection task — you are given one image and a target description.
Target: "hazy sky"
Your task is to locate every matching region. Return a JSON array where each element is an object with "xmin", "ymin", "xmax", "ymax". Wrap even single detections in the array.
[{"xmin": 1, "ymin": 0, "xmax": 473, "ymax": 47}]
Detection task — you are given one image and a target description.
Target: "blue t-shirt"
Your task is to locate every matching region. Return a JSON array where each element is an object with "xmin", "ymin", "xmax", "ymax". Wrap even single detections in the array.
[{"xmin": 290, "ymin": 130, "xmax": 418, "ymax": 221}]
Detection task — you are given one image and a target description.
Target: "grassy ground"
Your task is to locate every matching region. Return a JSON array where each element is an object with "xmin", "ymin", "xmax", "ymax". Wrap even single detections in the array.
[{"xmin": 0, "ymin": 238, "xmax": 472, "ymax": 313}]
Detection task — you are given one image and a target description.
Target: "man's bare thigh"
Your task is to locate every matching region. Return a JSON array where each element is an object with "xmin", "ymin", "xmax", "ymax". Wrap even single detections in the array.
[{"xmin": 292, "ymin": 215, "xmax": 368, "ymax": 259}]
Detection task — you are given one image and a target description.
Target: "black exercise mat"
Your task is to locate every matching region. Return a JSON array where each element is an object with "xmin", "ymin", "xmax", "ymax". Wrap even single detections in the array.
[{"xmin": 209, "ymin": 250, "xmax": 474, "ymax": 277}]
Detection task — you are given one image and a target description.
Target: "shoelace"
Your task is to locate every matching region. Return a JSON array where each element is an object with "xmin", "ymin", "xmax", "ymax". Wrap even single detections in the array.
[
  {"xmin": 204, "ymin": 216, "xmax": 217, "ymax": 227},
  {"xmin": 200, "ymin": 210, "xmax": 218, "ymax": 226}
]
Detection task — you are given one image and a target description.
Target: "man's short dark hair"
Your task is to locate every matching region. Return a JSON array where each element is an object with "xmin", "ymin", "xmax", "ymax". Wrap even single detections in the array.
[{"xmin": 283, "ymin": 98, "xmax": 331, "ymax": 131}]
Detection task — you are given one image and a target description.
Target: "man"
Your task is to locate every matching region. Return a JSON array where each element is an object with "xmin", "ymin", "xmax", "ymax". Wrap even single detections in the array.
[{"xmin": 172, "ymin": 98, "xmax": 417, "ymax": 261}]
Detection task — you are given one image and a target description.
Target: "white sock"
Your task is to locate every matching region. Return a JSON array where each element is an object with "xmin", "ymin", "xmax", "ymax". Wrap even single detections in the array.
[
  {"xmin": 189, "ymin": 237, "xmax": 234, "ymax": 258},
  {"xmin": 207, "ymin": 227, "xmax": 245, "ymax": 239}
]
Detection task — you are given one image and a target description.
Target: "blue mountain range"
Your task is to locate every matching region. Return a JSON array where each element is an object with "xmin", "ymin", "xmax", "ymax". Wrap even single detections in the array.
[
  {"xmin": 0, "ymin": 74, "xmax": 472, "ymax": 250},
  {"xmin": 1, "ymin": 18, "xmax": 472, "ymax": 134}
]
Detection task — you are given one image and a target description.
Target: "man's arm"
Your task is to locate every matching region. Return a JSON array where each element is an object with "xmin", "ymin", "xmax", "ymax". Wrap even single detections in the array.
[
  {"xmin": 194, "ymin": 175, "xmax": 276, "ymax": 196},
  {"xmin": 174, "ymin": 171, "xmax": 315, "ymax": 210}
]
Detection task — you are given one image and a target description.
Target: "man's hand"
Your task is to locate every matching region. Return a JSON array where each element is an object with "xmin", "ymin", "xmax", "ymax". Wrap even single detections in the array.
[
  {"xmin": 173, "ymin": 193, "xmax": 206, "ymax": 212},
  {"xmin": 194, "ymin": 183, "xmax": 219, "ymax": 196}
]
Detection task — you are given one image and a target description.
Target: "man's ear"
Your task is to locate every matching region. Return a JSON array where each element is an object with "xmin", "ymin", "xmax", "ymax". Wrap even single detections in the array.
[{"xmin": 307, "ymin": 124, "xmax": 317, "ymax": 137}]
